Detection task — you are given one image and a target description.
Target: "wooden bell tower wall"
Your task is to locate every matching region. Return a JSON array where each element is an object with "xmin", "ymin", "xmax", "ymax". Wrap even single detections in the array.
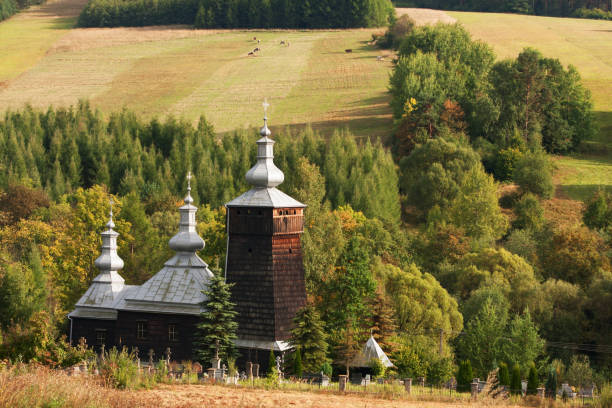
[{"xmin": 226, "ymin": 206, "xmax": 306, "ymax": 341}]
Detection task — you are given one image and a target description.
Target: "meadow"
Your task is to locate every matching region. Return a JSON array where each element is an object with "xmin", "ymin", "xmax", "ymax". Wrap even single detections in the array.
[{"xmin": 0, "ymin": 4, "xmax": 611, "ymax": 200}]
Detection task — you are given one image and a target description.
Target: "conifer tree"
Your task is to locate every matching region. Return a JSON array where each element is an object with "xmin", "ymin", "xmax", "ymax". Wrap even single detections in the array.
[
  {"xmin": 510, "ymin": 363, "xmax": 522, "ymax": 395},
  {"xmin": 369, "ymin": 288, "xmax": 396, "ymax": 352},
  {"xmin": 545, "ymin": 366, "xmax": 557, "ymax": 399},
  {"xmin": 194, "ymin": 271, "xmax": 238, "ymax": 366},
  {"xmin": 527, "ymin": 362, "xmax": 539, "ymax": 395},
  {"xmin": 498, "ymin": 362, "xmax": 510, "ymax": 387},
  {"xmin": 457, "ymin": 360, "xmax": 473, "ymax": 392},
  {"xmin": 290, "ymin": 303, "xmax": 329, "ymax": 373}
]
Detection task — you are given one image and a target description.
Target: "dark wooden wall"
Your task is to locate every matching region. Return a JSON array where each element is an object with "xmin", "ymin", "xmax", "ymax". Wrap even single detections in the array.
[
  {"xmin": 226, "ymin": 206, "xmax": 307, "ymax": 342},
  {"xmin": 115, "ymin": 311, "xmax": 199, "ymax": 361},
  {"xmin": 71, "ymin": 317, "xmax": 116, "ymax": 353}
]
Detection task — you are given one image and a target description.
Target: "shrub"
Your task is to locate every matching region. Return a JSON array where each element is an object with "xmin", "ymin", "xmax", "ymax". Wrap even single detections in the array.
[
  {"xmin": 510, "ymin": 363, "xmax": 522, "ymax": 395},
  {"xmin": 513, "ymin": 193, "xmax": 544, "ymax": 231},
  {"xmin": 0, "ymin": 0, "xmax": 17, "ymax": 22},
  {"xmin": 457, "ymin": 360, "xmax": 473, "ymax": 392},
  {"xmin": 321, "ymin": 361, "xmax": 333, "ymax": 377},
  {"xmin": 595, "ymin": 384, "xmax": 612, "ymax": 408},
  {"xmin": 293, "ymin": 348, "xmax": 303, "ymax": 378},
  {"xmin": 527, "ymin": 362, "xmax": 538, "ymax": 395},
  {"xmin": 498, "ymin": 362, "xmax": 510, "ymax": 386},
  {"xmin": 572, "ymin": 7, "xmax": 612, "ymax": 20},
  {"xmin": 584, "ymin": 190, "xmax": 612, "ymax": 231},
  {"xmin": 370, "ymin": 358, "xmax": 386, "ymax": 378},
  {"xmin": 513, "ymin": 151, "xmax": 554, "ymax": 199},
  {"xmin": 99, "ymin": 347, "xmax": 141, "ymax": 389},
  {"xmin": 377, "ymin": 14, "xmax": 415, "ymax": 49}
]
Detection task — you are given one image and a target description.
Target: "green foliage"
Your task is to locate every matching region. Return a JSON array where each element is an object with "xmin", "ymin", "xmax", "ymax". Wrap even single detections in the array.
[
  {"xmin": 566, "ymin": 355, "xmax": 593, "ymax": 390},
  {"xmin": 0, "ymin": 0, "xmax": 17, "ymax": 21},
  {"xmin": 369, "ymin": 357, "xmax": 385, "ymax": 378},
  {"xmin": 79, "ymin": 0, "xmax": 394, "ymax": 28},
  {"xmin": 584, "ymin": 190, "xmax": 612, "ymax": 231},
  {"xmin": 503, "ymin": 310, "xmax": 545, "ymax": 370},
  {"xmin": 510, "ymin": 363, "xmax": 522, "ymax": 395},
  {"xmin": 456, "ymin": 360, "xmax": 473, "ymax": 392},
  {"xmin": 573, "ymin": 7, "xmax": 612, "ymax": 20},
  {"xmin": 194, "ymin": 272, "xmax": 238, "ymax": 364},
  {"xmin": 513, "ymin": 151, "xmax": 555, "ymax": 198},
  {"xmin": 540, "ymin": 226, "xmax": 610, "ymax": 287},
  {"xmin": 546, "ymin": 366, "xmax": 558, "ymax": 398},
  {"xmin": 374, "ymin": 260, "xmax": 463, "ymax": 337},
  {"xmin": 498, "ymin": 362, "xmax": 510, "ymax": 386},
  {"xmin": 99, "ymin": 347, "xmax": 141, "ymax": 389},
  {"xmin": 320, "ymin": 361, "xmax": 332, "ymax": 377},
  {"xmin": 376, "ymin": 14, "xmax": 415, "ymax": 49},
  {"xmin": 391, "ymin": 335, "xmax": 454, "ymax": 385},
  {"xmin": 290, "ymin": 303, "xmax": 329, "ymax": 374},
  {"xmin": 400, "ymin": 138, "xmax": 507, "ymax": 242},
  {"xmin": 268, "ymin": 349, "xmax": 276, "ymax": 375},
  {"xmin": 513, "ymin": 193, "xmax": 544, "ymax": 231},
  {"xmin": 292, "ymin": 347, "xmax": 303, "ymax": 378},
  {"xmin": 527, "ymin": 362, "xmax": 539, "ymax": 394}
]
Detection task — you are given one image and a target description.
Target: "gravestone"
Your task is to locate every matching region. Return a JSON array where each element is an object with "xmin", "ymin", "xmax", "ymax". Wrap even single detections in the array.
[
  {"xmin": 339, "ymin": 375, "xmax": 348, "ymax": 392},
  {"xmin": 404, "ymin": 378, "xmax": 412, "ymax": 394},
  {"xmin": 253, "ymin": 364, "xmax": 259, "ymax": 378}
]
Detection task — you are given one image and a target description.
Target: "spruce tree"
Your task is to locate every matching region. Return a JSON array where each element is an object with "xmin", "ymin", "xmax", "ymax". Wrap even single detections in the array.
[
  {"xmin": 527, "ymin": 362, "xmax": 539, "ymax": 395},
  {"xmin": 193, "ymin": 271, "xmax": 238, "ymax": 366},
  {"xmin": 545, "ymin": 366, "xmax": 557, "ymax": 399},
  {"xmin": 370, "ymin": 288, "xmax": 396, "ymax": 353},
  {"xmin": 290, "ymin": 303, "xmax": 329, "ymax": 373}
]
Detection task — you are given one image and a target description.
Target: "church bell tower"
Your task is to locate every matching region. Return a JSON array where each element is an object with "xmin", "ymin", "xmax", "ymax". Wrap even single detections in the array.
[{"xmin": 225, "ymin": 101, "xmax": 306, "ymax": 357}]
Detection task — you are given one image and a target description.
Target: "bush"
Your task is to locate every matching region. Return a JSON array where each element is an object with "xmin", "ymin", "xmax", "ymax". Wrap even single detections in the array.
[
  {"xmin": 572, "ymin": 7, "xmax": 612, "ymax": 20},
  {"xmin": 293, "ymin": 348, "xmax": 303, "ymax": 378},
  {"xmin": 595, "ymin": 384, "xmax": 612, "ymax": 408},
  {"xmin": 510, "ymin": 363, "xmax": 522, "ymax": 395},
  {"xmin": 457, "ymin": 360, "xmax": 473, "ymax": 392},
  {"xmin": 513, "ymin": 193, "xmax": 544, "ymax": 231},
  {"xmin": 0, "ymin": 0, "xmax": 17, "ymax": 21},
  {"xmin": 498, "ymin": 362, "xmax": 510, "ymax": 386},
  {"xmin": 321, "ymin": 361, "xmax": 332, "ymax": 377},
  {"xmin": 370, "ymin": 358, "xmax": 386, "ymax": 378},
  {"xmin": 513, "ymin": 151, "xmax": 554, "ymax": 199},
  {"xmin": 527, "ymin": 362, "xmax": 538, "ymax": 395},
  {"xmin": 376, "ymin": 14, "xmax": 415, "ymax": 49},
  {"xmin": 584, "ymin": 190, "xmax": 612, "ymax": 231},
  {"xmin": 99, "ymin": 347, "xmax": 141, "ymax": 389}
]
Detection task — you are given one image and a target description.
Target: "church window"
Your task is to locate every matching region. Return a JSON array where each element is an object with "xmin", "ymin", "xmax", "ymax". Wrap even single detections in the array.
[
  {"xmin": 95, "ymin": 329, "xmax": 106, "ymax": 345},
  {"xmin": 137, "ymin": 322, "xmax": 148, "ymax": 340},
  {"xmin": 168, "ymin": 324, "xmax": 178, "ymax": 341}
]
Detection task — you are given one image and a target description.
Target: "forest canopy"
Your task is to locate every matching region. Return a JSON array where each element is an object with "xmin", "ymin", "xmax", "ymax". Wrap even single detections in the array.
[{"xmin": 77, "ymin": 0, "xmax": 395, "ymax": 28}]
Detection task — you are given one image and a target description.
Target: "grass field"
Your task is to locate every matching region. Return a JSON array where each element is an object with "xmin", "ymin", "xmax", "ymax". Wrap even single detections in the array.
[{"xmin": 0, "ymin": 3, "xmax": 394, "ymax": 138}]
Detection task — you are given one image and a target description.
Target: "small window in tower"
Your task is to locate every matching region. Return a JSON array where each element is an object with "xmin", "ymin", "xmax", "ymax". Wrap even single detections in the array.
[
  {"xmin": 289, "ymin": 248, "xmax": 293, "ymax": 254},
  {"xmin": 293, "ymin": 210, "xmax": 296, "ymax": 215},
  {"xmin": 95, "ymin": 329, "xmax": 106, "ymax": 346},
  {"xmin": 136, "ymin": 322, "xmax": 148, "ymax": 340},
  {"xmin": 237, "ymin": 210, "xmax": 241, "ymax": 215},
  {"xmin": 168, "ymin": 324, "xmax": 178, "ymax": 342}
]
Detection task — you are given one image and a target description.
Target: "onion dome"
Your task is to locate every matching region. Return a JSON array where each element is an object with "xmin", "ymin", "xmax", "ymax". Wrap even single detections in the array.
[
  {"xmin": 168, "ymin": 172, "xmax": 205, "ymax": 253},
  {"xmin": 245, "ymin": 100, "xmax": 285, "ymax": 188},
  {"xmin": 94, "ymin": 199, "xmax": 124, "ymax": 272}
]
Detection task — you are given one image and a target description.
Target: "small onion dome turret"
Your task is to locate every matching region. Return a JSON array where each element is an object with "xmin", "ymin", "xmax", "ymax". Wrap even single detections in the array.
[
  {"xmin": 168, "ymin": 172, "xmax": 205, "ymax": 253},
  {"xmin": 94, "ymin": 201, "xmax": 124, "ymax": 272},
  {"xmin": 245, "ymin": 116, "xmax": 284, "ymax": 188}
]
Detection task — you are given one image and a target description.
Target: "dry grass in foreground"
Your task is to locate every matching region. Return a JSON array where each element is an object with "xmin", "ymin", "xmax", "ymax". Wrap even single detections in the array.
[{"xmin": 0, "ymin": 363, "xmax": 529, "ymax": 408}]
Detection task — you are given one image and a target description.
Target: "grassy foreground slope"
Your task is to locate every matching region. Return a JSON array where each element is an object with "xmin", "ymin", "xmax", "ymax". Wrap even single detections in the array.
[{"xmin": 449, "ymin": 11, "xmax": 612, "ymax": 201}]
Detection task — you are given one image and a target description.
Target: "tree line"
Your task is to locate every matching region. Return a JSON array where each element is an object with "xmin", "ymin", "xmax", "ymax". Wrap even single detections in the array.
[
  {"xmin": 77, "ymin": 0, "xmax": 394, "ymax": 28},
  {"xmin": 0, "ymin": 0, "xmax": 45, "ymax": 22},
  {"xmin": 393, "ymin": 0, "xmax": 612, "ymax": 18}
]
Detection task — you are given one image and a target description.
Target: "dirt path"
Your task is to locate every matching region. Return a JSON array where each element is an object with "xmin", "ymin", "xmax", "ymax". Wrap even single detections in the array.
[
  {"xmin": 396, "ymin": 8, "xmax": 457, "ymax": 26},
  {"xmin": 129, "ymin": 384, "xmax": 520, "ymax": 408}
]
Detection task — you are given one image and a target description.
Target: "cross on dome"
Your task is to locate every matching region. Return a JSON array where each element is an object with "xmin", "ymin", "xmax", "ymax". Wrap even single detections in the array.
[
  {"xmin": 106, "ymin": 196, "xmax": 115, "ymax": 230},
  {"xmin": 185, "ymin": 171, "xmax": 194, "ymax": 205},
  {"xmin": 261, "ymin": 98, "xmax": 271, "ymax": 137}
]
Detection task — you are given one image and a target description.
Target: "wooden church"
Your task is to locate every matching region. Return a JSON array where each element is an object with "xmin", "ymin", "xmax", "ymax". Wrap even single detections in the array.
[{"xmin": 69, "ymin": 104, "xmax": 307, "ymax": 367}]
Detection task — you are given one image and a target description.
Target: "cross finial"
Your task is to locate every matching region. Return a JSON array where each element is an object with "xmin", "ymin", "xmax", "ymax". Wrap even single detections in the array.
[
  {"xmin": 263, "ymin": 98, "xmax": 270, "ymax": 117},
  {"xmin": 109, "ymin": 197, "xmax": 114, "ymax": 219},
  {"xmin": 187, "ymin": 171, "xmax": 192, "ymax": 192}
]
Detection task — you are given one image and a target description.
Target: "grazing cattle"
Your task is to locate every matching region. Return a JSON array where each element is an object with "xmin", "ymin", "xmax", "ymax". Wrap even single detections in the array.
[
  {"xmin": 280, "ymin": 40, "xmax": 285, "ymax": 45},
  {"xmin": 253, "ymin": 47, "xmax": 260, "ymax": 52},
  {"xmin": 257, "ymin": 39, "xmax": 260, "ymax": 44},
  {"xmin": 253, "ymin": 36, "xmax": 257, "ymax": 41},
  {"xmin": 345, "ymin": 49, "xmax": 352, "ymax": 53},
  {"xmin": 376, "ymin": 55, "xmax": 384, "ymax": 61},
  {"xmin": 248, "ymin": 52, "xmax": 254, "ymax": 56}
]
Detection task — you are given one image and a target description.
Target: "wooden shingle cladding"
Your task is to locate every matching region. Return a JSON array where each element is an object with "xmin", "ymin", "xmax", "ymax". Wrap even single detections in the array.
[
  {"xmin": 71, "ymin": 317, "xmax": 116, "ymax": 353},
  {"xmin": 226, "ymin": 206, "xmax": 306, "ymax": 342}
]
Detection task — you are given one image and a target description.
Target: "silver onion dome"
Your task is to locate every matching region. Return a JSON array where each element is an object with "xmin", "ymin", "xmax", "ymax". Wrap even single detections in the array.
[
  {"xmin": 168, "ymin": 172, "xmax": 205, "ymax": 253},
  {"xmin": 245, "ymin": 101, "xmax": 284, "ymax": 188},
  {"xmin": 94, "ymin": 198, "xmax": 125, "ymax": 272}
]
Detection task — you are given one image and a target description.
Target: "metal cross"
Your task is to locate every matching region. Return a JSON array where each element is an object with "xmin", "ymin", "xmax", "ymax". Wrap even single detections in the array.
[
  {"xmin": 186, "ymin": 171, "xmax": 192, "ymax": 190},
  {"xmin": 263, "ymin": 98, "xmax": 270, "ymax": 116},
  {"xmin": 109, "ymin": 197, "xmax": 114, "ymax": 219}
]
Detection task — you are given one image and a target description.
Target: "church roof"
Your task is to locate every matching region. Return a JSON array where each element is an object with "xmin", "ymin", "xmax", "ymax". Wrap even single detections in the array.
[
  {"xmin": 119, "ymin": 253, "xmax": 212, "ymax": 315},
  {"xmin": 350, "ymin": 336, "xmax": 394, "ymax": 368},
  {"xmin": 226, "ymin": 101, "xmax": 305, "ymax": 209},
  {"xmin": 226, "ymin": 187, "xmax": 305, "ymax": 208}
]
